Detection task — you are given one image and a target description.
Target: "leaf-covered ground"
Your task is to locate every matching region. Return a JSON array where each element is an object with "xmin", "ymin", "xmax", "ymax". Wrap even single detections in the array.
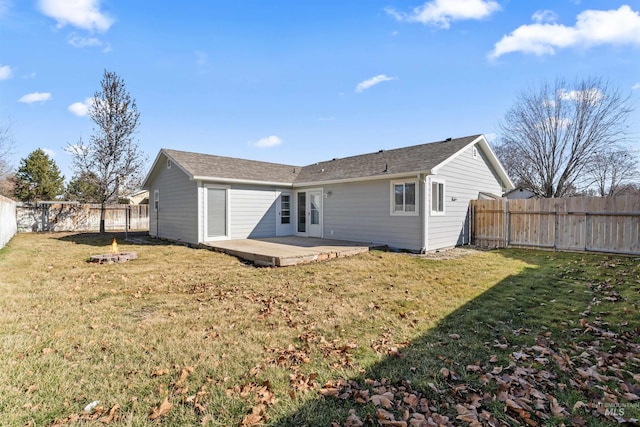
[{"xmin": 0, "ymin": 232, "xmax": 638, "ymax": 426}]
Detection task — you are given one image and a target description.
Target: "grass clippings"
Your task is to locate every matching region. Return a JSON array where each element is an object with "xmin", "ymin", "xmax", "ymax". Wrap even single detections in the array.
[{"xmin": 0, "ymin": 232, "xmax": 638, "ymax": 426}]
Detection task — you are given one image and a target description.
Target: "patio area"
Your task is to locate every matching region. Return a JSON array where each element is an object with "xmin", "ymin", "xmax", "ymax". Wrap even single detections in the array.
[{"xmin": 200, "ymin": 236, "xmax": 374, "ymax": 267}]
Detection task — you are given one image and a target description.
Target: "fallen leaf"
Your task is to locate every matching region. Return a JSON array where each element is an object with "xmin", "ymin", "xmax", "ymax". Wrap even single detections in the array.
[
  {"xmin": 151, "ymin": 368, "xmax": 169, "ymax": 377},
  {"xmin": 98, "ymin": 404, "xmax": 120, "ymax": 423},
  {"xmin": 440, "ymin": 367, "xmax": 450, "ymax": 378},
  {"xmin": 241, "ymin": 413, "xmax": 262, "ymax": 426},
  {"xmin": 371, "ymin": 394, "xmax": 393, "ymax": 409},
  {"xmin": 175, "ymin": 366, "xmax": 194, "ymax": 387},
  {"xmin": 149, "ymin": 397, "xmax": 172, "ymax": 420}
]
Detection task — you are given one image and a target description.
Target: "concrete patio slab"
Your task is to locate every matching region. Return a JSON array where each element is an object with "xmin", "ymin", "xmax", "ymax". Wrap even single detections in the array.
[{"xmin": 200, "ymin": 236, "xmax": 374, "ymax": 266}]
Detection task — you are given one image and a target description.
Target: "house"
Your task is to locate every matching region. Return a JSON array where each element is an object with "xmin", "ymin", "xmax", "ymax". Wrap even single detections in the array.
[
  {"xmin": 141, "ymin": 134, "xmax": 513, "ymax": 252},
  {"xmin": 504, "ymin": 187, "xmax": 536, "ymax": 199},
  {"xmin": 122, "ymin": 189, "xmax": 149, "ymax": 205}
]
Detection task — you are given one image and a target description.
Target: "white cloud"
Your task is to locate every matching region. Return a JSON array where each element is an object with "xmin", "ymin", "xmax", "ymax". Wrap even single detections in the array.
[
  {"xmin": 68, "ymin": 97, "xmax": 94, "ymax": 116},
  {"xmin": 632, "ymin": 82, "xmax": 640, "ymax": 90},
  {"xmin": 532, "ymin": 10, "xmax": 558, "ymax": 24},
  {"xmin": 490, "ymin": 5, "xmax": 640, "ymax": 59},
  {"xmin": 0, "ymin": 0, "xmax": 10, "ymax": 18},
  {"xmin": 355, "ymin": 74, "xmax": 396, "ymax": 93},
  {"xmin": 485, "ymin": 132, "xmax": 497, "ymax": 143},
  {"xmin": 68, "ymin": 33, "xmax": 101, "ymax": 47},
  {"xmin": 386, "ymin": 0, "xmax": 500, "ymax": 29},
  {"xmin": 18, "ymin": 92, "xmax": 52, "ymax": 103},
  {"xmin": 251, "ymin": 135, "xmax": 283, "ymax": 148},
  {"xmin": 38, "ymin": 0, "xmax": 113, "ymax": 32},
  {"xmin": 42, "ymin": 148, "xmax": 56, "ymax": 158},
  {"xmin": 0, "ymin": 64, "xmax": 11, "ymax": 80},
  {"xmin": 558, "ymin": 88, "xmax": 604, "ymax": 104}
]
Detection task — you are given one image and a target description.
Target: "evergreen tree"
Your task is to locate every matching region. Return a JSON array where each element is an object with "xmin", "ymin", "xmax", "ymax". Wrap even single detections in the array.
[
  {"xmin": 65, "ymin": 171, "xmax": 101, "ymax": 202},
  {"xmin": 13, "ymin": 149, "xmax": 64, "ymax": 202}
]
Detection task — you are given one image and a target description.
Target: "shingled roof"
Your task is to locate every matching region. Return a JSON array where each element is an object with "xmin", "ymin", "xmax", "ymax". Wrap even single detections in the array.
[
  {"xmin": 162, "ymin": 149, "xmax": 299, "ymax": 184},
  {"xmin": 147, "ymin": 135, "xmax": 502, "ymax": 187},
  {"xmin": 294, "ymin": 135, "xmax": 480, "ymax": 183}
]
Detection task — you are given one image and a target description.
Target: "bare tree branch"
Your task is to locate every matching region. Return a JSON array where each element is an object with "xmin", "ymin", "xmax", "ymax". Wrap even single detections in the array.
[
  {"xmin": 0, "ymin": 119, "xmax": 15, "ymax": 178},
  {"xmin": 497, "ymin": 77, "xmax": 633, "ymax": 198}
]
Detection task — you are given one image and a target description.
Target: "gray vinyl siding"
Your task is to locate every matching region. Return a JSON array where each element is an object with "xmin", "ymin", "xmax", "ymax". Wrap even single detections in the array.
[
  {"xmin": 229, "ymin": 186, "xmax": 281, "ymax": 239},
  {"xmin": 320, "ymin": 178, "xmax": 423, "ymax": 251},
  {"xmin": 147, "ymin": 154, "xmax": 199, "ymax": 244},
  {"xmin": 428, "ymin": 144, "xmax": 503, "ymax": 250}
]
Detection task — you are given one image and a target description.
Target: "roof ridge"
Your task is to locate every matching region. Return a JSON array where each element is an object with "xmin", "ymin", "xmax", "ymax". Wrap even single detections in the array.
[
  {"xmin": 163, "ymin": 148, "xmax": 300, "ymax": 169},
  {"xmin": 303, "ymin": 134, "xmax": 482, "ymax": 166}
]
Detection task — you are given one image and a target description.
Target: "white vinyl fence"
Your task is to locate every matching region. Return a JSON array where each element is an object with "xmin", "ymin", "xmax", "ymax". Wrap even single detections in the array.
[{"xmin": 0, "ymin": 195, "xmax": 17, "ymax": 250}]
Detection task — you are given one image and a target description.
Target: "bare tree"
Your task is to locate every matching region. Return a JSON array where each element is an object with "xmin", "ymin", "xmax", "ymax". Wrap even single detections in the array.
[
  {"xmin": 0, "ymin": 120, "xmax": 14, "ymax": 178},
  {"xmin": 69, "ymin": 70, "xmax": 145, "ymax": 233},
  {"xmin": 497, "ymin": 77, "xmax": 633, "ymax": 198},
  {"xmin": 585, "ymin": 147, "xmax": 639, "ymax": 196}
]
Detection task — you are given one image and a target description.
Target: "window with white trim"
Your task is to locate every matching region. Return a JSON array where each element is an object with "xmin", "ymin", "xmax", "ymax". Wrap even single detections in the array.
[
  {"xmin": 154, "ymin": 190, "xmax": 159, "ymax": 212},
  {"xmin": 391, "ymin": 180, "xmax": 418, "ymax": 215},
  {"xmin": 431, "ymin": 180, "xmax": 445, "ymax": 215},
  {"xmin": 167, "ymin": 159, "xmax": 172, "ymax": 169}
]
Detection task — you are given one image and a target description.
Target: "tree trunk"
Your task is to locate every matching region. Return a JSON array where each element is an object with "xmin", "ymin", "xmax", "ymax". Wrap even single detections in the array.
[{"xmin": 100, "ymin": 201, "xmax": 106, "ymax": 234}]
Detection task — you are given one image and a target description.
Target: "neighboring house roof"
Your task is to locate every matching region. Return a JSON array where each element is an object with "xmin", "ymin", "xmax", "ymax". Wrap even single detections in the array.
[
  {"xmin": 142, "ymin": 135, "xmax": 514, "ymax": 189},
  {"xmin": 504, "ymin": 187, "xmax": 537, "ymax": 199}
]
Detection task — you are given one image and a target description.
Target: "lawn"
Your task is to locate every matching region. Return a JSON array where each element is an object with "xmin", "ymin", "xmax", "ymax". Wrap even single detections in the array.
[{"xmin": 0, "ymin": 232, "xmax": 638, "ymax": 426}]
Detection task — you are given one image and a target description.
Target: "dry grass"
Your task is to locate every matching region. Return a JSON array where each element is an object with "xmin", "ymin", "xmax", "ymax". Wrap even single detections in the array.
[{"xmin": 0, "ymin": 232, "xmax": 637, "ymax": 426}]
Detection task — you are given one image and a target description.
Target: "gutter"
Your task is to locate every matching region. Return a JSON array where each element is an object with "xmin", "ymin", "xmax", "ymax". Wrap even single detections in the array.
[
  {"xmin": 294, "ymin": 169, "xmax": 433, "ymax": 187},
  {"xmin": 191, "ymin": 176, "xmax": 294, "ymax": 187}
]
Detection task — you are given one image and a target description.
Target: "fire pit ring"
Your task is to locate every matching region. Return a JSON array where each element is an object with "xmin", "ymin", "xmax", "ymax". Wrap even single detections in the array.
[
  {"xmin": 90, "ymin": 252, "xmax": 138, "ymax": 264},
  {"xmin": 89, "ymin": 237, "xmax": 138, "ymax": 264}
]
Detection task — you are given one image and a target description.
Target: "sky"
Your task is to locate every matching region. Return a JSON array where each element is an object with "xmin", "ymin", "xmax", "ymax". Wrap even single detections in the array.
[{"xmin": 1, "ymin": 0, "xmax": 640, "ymax": 182}]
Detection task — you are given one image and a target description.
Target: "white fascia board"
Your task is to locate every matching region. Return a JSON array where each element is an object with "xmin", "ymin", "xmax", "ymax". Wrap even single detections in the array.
[
  {"xmin": 192, "ymin": 175, "xmax": 294, "ymax": 187},
  {"xmin": 293, "ymin": 170, "xmax": 432, "ymax": 188}
]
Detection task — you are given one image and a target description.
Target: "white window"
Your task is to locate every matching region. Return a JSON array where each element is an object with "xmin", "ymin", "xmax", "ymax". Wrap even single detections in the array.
[
  {"xmin": 431, "ymin": 180, "xmax": 445, "ymax": 215},
  {"xmin": 167, "ymin": 159, "xmax": 172, "ymax": 169},
  {"xmin": 280, "ymin": 194, "xmax": 291, "ymax": 224},
  {"xmin": 472, "ymin": 146, "xmax": 478, "ymax": 159},
  {"xmin": 154, "ymin": 190, "xmax": 159, "ymax": 211},
  {"xmin": 391, "ymin": 180, "xmax": 418, "ymax": 216}
]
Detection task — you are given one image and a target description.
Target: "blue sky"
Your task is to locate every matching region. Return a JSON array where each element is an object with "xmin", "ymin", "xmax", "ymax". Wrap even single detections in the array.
[{"xmin": 1, "ymin": 0, "xmax": 639, "ymax": 182}]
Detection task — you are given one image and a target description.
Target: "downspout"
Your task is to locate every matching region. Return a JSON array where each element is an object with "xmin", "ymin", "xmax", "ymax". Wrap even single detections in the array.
[{"xmin": 420, "ymin": 174, "xmax": 429, "ymax": 253}]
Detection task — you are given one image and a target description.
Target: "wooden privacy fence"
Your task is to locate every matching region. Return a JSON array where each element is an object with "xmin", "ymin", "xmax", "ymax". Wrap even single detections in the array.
[
  {"xmin": 16, "ymin": 202, "xmax": 149, "ymax": 233},
  {"xmin": 470, "ymin": 195, "xmax": 640, "ymax": 256}
]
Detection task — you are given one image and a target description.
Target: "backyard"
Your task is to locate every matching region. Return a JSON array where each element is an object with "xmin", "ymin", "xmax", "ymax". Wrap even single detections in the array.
[{"xmin": 0, "ymin": 233, "xmax": 638, "ymax": 426}]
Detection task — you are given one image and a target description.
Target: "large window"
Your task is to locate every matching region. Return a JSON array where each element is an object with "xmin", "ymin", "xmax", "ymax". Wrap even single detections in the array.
[
  {"xmin": 391, "ymin": 180, "xmax": 418, "ymax": 215},
  {"xmin": 431, "ymin": 180, "xmax": 445, "ymax": 215}
]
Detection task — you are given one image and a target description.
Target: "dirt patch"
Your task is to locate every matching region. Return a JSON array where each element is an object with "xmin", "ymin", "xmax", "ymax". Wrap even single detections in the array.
[{"xmin": 410, "ymin": 246, "xmax": 486, "ymax": 260}]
